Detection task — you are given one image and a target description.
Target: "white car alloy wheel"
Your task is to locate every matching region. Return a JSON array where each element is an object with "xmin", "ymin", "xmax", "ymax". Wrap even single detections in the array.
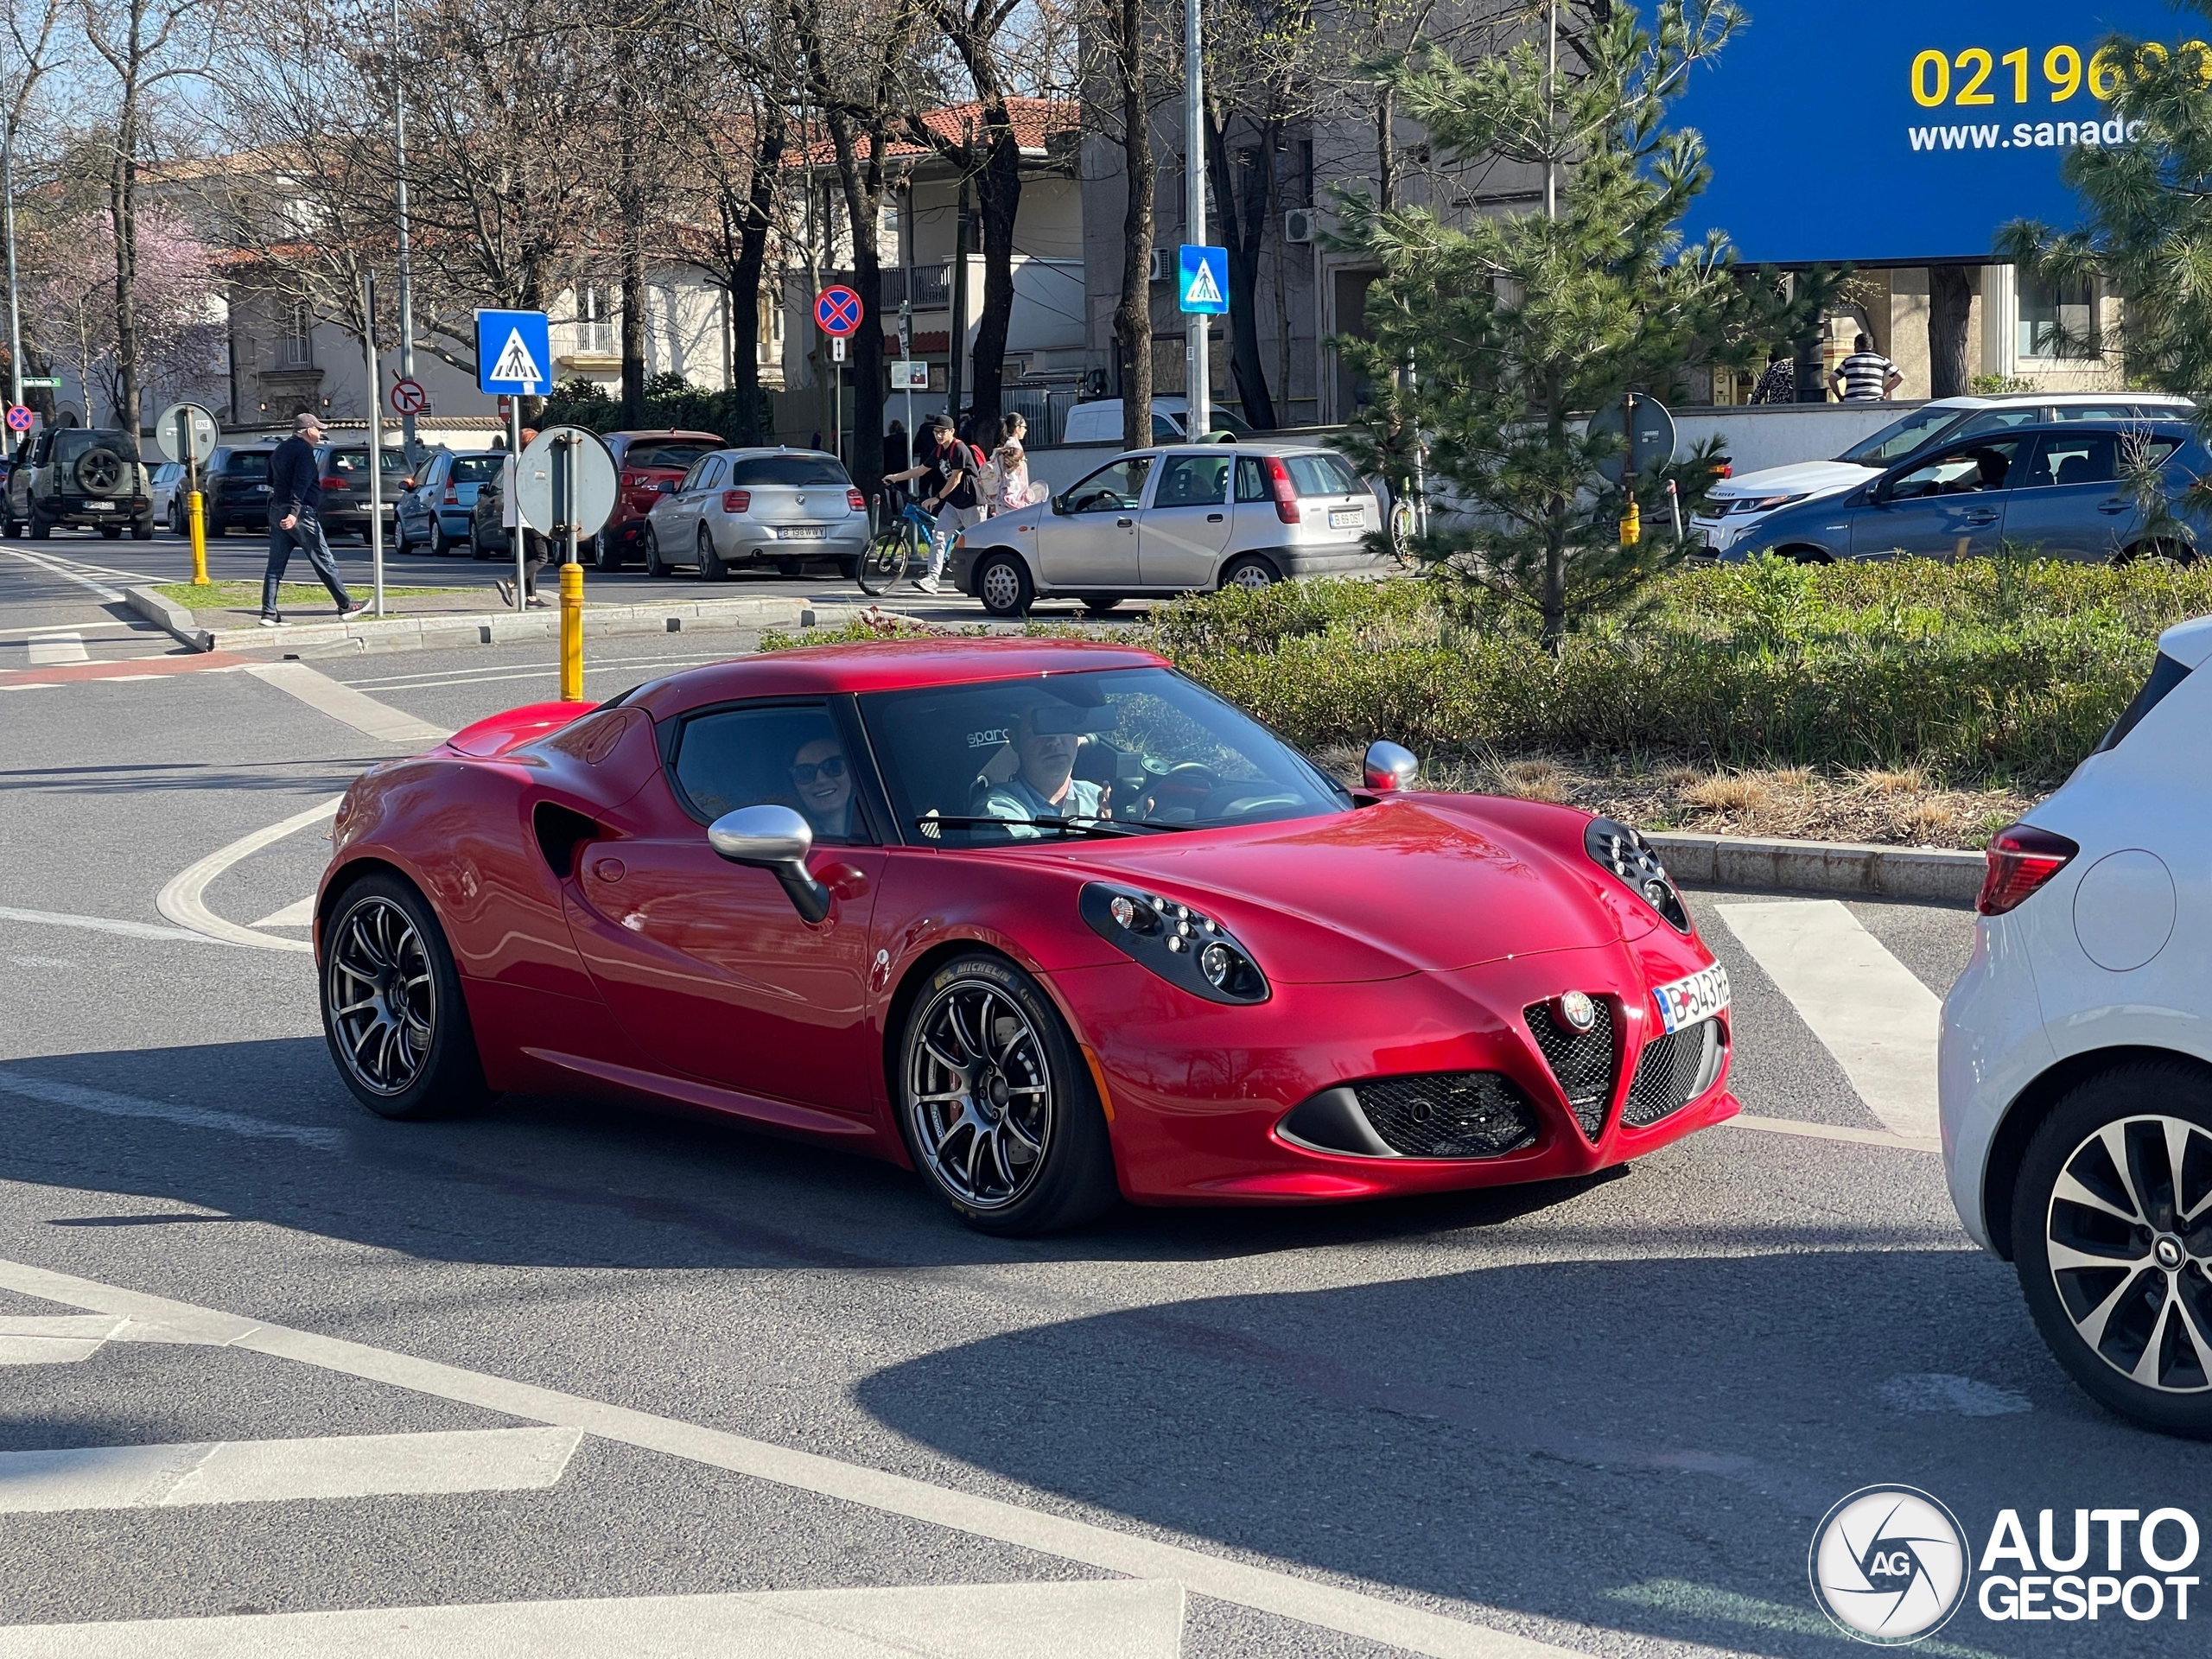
[{"xmin": 2042, "ymin": 1114, "xmax": 2212, "ymax": 1393}]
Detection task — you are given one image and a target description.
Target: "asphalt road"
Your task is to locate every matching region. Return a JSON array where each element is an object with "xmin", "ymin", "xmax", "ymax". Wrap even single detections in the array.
[{"xmin": 1, "ymin": 576, "xmax": 2203, "ymax": 1656}]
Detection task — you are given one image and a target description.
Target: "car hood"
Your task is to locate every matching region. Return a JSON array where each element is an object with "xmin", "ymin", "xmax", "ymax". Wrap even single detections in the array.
[
  {"xmin": 1708, "ymin": 460, "xmax": 1879, "ymax": 503},
  {"xmin": 1041, "ymin": 798, "xmax": 1622, "ymax": 982}
]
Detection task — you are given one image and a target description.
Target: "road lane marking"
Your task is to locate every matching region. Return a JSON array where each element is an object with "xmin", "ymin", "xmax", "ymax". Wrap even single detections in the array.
[
  {"xmin": 1713, "ymin": 899, "xmax": 1942, "ymax": 1141},
  {"xmin": 0, "ymin": 1070, "xmax": 344, "ymax": 1151},
  {"xmin": 156, "ymin": 797, "xmax": 340, "ymax": 953},
  {"xmin": 0, "ymin": 1255, "xmax": 1586, "ymax": 1659},
  {"xmin": 0, "ymin": 546, "xmax": 125, "ymax": 601},
  {"xmin": 245, "ymin": 659, "xmax": 453, "ymax": 747},
  {"xmin": 0, "ymin": 1580, "xmax": 1186, "ymax": 1659},
  {"xmin": 0, "ymin": 1426, "xmax": 581, "ymax": 1514},
  {"xmin": 0, "ymin": 1314, "xmax": 129, "ymax": 1366},
  {"xmin": 0, "ymin": 905, "xmax": 231, "ymax": 945},
  {"xmin": 1720, "ymin": 1114, "xmax": 1939, "ymax": 1154},
  {"xmin": 25, "ymin": 632, "xmax": 88, "ymax": 665},
  {"xmin": 251, "ymin": 896, "xmax": 316, "ymax": 928}
]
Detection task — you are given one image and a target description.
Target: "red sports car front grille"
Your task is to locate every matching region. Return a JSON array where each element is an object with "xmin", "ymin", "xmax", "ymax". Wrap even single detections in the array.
[
  {"xmin": 1351, "ymin": 1073, "xmax": 1537, "ymax": 1159},
  {"xmin": 1623, "ymin": 1019, "xmax": 1727, "ymax": 1127},
  {"xmin": 1522, "ymin": 1000, "xmax": 1618, "ymax": 1142}
]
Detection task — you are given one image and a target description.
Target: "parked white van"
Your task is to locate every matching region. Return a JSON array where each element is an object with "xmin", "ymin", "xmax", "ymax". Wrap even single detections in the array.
[{"xmin": 1058, "ymin": 397, "xmax": 1256, "ymax": 447}]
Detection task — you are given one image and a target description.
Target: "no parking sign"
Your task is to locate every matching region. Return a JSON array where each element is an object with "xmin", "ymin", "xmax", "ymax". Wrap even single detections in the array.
[
  {"xmin": 4, "ymin": 405, "xmax": 31, "ymax": 435},
  {"xmin": 814, "ymin": 285, "xmax": 862, "ymax": 338}
]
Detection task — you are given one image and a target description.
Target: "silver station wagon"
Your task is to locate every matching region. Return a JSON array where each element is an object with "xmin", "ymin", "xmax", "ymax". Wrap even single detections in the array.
[{"xmin": 949, "ymin": 442, "xmax": 1385, "ymax": 617}]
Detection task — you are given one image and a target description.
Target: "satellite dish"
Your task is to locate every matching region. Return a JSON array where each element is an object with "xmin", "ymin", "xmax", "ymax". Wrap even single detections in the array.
[{"xmin": 1589, "ymin": 393, "xmax": 1676, "ymax": 483}]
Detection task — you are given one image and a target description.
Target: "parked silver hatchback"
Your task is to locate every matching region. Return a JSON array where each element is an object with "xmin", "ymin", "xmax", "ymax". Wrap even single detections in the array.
[
  {"xmin": 948, "ymin": 442, "xmax": 1383, "ymax": 617},
  {"xmin": 643, "ymin": 448, "xmax": 869, "ymax": 581}
]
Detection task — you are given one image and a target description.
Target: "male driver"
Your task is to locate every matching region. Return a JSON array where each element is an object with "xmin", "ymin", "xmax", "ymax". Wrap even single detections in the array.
[
  {"xmin": 1830, "ymin": 334, "xmax": 1903, "ymax": 403},
  {"xmin": 261, "ymin": 411, "xmax": 367, "ymax": 627},
  {"xmin": 981, "ymin": 698, "xmax": 1104, "ymax": 830}
]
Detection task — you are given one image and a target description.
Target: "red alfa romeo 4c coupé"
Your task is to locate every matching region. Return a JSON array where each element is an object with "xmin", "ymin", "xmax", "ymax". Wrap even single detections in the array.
[{"xmin": 317, "ymin": 639, "xmax": 1738, "ymax": 1232}]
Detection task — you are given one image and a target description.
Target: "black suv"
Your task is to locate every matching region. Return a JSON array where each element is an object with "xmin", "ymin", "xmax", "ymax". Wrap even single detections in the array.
[
  {"xmin": 201, "ymin": 445, "xmax": 281, "ymax": 536},
  {"xmin": 3, "ymin": 428, "xmax": 155, "ymax": 539}
]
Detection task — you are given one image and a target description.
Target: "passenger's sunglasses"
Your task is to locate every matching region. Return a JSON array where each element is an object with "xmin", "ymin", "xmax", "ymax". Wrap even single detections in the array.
[{"xmin": 790, "ymin": 755, "xmax": 848, "ymax": 784}]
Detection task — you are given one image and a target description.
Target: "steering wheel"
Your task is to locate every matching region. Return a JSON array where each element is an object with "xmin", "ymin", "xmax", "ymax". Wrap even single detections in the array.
[
  {"xmin": 1199, "ymin": 787, "xmax": 1301, "ymax": 821},
  {"xmin": 1135, "ymin": 762, "xmax": 1216, "ymax": 823},
  {"xmin": 77, "ymin": 447, "xmax": 124, "ymax": 496}
]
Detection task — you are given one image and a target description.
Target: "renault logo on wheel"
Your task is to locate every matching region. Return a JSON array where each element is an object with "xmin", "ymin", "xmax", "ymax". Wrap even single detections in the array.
[{"xmin": 1809, "ymin": 1486, "xmax": 1971, "ymax": 1645}]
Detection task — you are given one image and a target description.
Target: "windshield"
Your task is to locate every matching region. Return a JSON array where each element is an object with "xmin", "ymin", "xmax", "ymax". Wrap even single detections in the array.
[
  {"xmin": 729, "ymin": 455, "xmax": 849, "ymax": 486},
  {"xmin": 449, "ymin": 454, "xmax": 504, "ymax": 484},
  {"xmin": 224, "ymin": 451, "xmax": 272, "ymax": 480},
  {"xmin": 861, "ymin": 666, "xmax": 1349, "ymax": 845},
  {"xmin": 328, "ymin": 448, "xmax": 408, "ymax": 477},
  {"xmin": 1836, "ymin": 406, "xmax": 1965, "ymax": 465},
  {"xmin": 54, "ymin": 430, "xmax": 135, "ymax": 464},
  {"xmin": 624, "ymin": 440, "xmax": 719, "ymax": 472}
]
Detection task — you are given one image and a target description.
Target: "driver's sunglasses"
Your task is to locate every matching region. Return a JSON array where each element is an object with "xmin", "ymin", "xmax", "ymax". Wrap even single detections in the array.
[{"xmin": 790, "ymin": 755, "xmax": 848, "ymax": 784}]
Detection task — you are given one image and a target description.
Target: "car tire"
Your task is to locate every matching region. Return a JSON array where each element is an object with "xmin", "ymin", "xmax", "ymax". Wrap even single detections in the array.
[
  {"xmin": 2012, "ymin": 1058, "xmax": 2212, "ymax": 1437},
  {"xmin": 99, "ymin": 524, "xmax": 123, "ymax": 539},
  {"xmin": 320, "ymin": 872, "xmax": 491, "ymax": 1122},
  {"xmin": 894, "ymin": 952, "xmax": 1119, "ymax": 1236},
  {"xmin": 976, "ymin": 552, "xmax": 1033, "ymax": 618},
  {"xmin": 28, "ymin": 509, "xmax": 50, "ymax": 540},
  {"xmin": 593, "ymin": 534, "xmax": 625, "ymax": 574},
  {"xmin": 773, "ymin": 556, "xmax": 802, "ymax": 576},
  {"xmin": 130, "ymin": 517, "xmax": 154, "ymax": 541},
  {"xmin": 645, "ymin": 524, "xmax": 669, "ymax": 578},
  {"xmin": 1, "ymin": 518, "xmax": 17, "ymax": 539},
  {"xmin": 696, "ymin": 525, "xmax": 722, "ymax": 582},
  {"xmin": 835, "ymin": 555, "xmax": 859, "ymax": 580},
  {"xmin": 1081, "ymin": 594, "xmax": 1125, "ymax": 617},
  {"xmin": 2118, "ymin": 538, "xmax": 2198, "ymax": 565},
  {"xmin": 468, "ymin": 524, "xmax": 488, "ymax": 560},
  {"xmin": 1219, "ymin": 554, "xmax": 1280, "ymax": 593}
]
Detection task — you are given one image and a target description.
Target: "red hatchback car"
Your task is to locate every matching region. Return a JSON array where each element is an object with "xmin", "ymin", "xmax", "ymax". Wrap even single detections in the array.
[
  {"xmin": 317, "ymin": 639, "xmax": 1738, "ymax": 1233},
  {"xmin": 590, "ymin": 429, "xmax": 727, "ymax": 570}
]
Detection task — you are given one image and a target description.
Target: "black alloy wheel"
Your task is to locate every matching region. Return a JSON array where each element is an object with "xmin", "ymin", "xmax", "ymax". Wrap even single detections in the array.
[
  {"xmin": 321, "ymin": 873, "xmax": 489, "ymax": 1122},
  {"xmin": 2013, "ymin": 1060, "xmax": 2212, "ymax": 1437},
  {"xmin": 896, "ymin": 953, "xmax": 1117, "ymax": 1235}
]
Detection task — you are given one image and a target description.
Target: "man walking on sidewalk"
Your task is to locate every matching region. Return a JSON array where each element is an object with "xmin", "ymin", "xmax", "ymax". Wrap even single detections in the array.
[{"xmin": 261, "ymin": 412, "xmax": 367, "ymax": 627}]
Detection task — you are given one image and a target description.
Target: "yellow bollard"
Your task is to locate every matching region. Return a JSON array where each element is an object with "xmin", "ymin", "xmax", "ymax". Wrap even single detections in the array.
[
  {"xmin": 188, "ymin": 491, "xmax": 210, "ymax": 585},
  {"xmin": 560, "ymin": 559, "xmax": 584, "ymax": 702},
  {"xmin": 1618, "ymin": 495, "xmax": 1641, "ymax": 547}
]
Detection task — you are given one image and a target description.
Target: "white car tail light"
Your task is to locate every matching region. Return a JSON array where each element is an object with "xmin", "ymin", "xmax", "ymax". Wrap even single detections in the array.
[{"xmin": 1977, "ymin": 823, "xmax": 2079, "ymax": 916}]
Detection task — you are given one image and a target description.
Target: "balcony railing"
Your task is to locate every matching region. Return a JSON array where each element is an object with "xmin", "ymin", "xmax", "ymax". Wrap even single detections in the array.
[
  {"xmin": 572, "ymin": 319, "xmax": 616, "ymax": 356},
  {"xmin": 820, "ymin": 264, "xmax": 952, "ymax": 313}
]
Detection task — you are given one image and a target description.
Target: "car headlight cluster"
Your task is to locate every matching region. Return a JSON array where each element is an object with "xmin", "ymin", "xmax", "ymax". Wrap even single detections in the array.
[
  {"xmin": 1584, "ymin": 817, "xmax": 1690, "ymax": 932},
  {"xmin": 1080, "ymin": 882, "xmax": 1270, "ymax": 1005}
]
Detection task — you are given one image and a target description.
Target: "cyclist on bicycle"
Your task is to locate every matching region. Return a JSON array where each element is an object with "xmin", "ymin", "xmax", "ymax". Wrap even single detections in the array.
[{"xmin": 880, "ymin": 414, "xmax": 976, "ymax": 594}]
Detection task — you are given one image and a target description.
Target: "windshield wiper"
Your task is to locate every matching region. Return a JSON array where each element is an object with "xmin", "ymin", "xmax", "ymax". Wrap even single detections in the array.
[{"xmin": 916, "ymin": 814, "xmax": 1148, "ymax": 840}]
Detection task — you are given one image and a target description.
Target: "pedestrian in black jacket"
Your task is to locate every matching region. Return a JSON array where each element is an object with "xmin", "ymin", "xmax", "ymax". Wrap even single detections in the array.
[{"xmin": 260, "ymin": 410, "xmax": 365, "ymax": 626}]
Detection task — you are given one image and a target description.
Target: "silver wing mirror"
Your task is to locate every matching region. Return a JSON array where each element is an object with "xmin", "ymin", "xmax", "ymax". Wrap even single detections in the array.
[
  {"xmin": 708, "ymin": 804, "xmax": 830, "ymax": 923},
  {"xmin": 1362, "ymin": 740, "xmax": 1420, "ymax": 793}
]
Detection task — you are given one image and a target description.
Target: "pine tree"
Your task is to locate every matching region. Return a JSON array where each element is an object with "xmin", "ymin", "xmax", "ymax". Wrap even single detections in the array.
[{"xmin": 1333, "ymin": 2, "xmax": 1820, "ymax": 649}]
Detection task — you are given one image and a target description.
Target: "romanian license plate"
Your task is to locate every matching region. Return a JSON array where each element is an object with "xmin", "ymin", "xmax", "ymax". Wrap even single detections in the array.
[
  {"xmin": 776, "ymin": 525, "xmax": 828, "ymax": 540},
  {"xmin": 1651, "ymin": 963, "xmax": 1730, "ymax": 1033},
  {"xmin": 1329, "ymin": 506, "xmax": 1363, "ymax": 528},
  {"xmin": 84, "ymin": 500, "xmax": 114, "ymax": 511}
]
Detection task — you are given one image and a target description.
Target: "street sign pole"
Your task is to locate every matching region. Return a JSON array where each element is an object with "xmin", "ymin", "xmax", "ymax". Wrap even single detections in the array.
[
  {"xmin": 2, "ymin": 128, "xmax": 22, "ymax": 413},
  {"xmin": 559, "ymin": 431, "xmax": 582, "ymax": 702},
  {"xmin": 899, "ymin": 300, "xmax": 914, "ymax": 452},
  {"xmin": 363, "ymin": 274, "xmax": 385, "ymax": 617},
  {"xmin": 1185, "ymin": 0, "xmax": 1209, "ymax": 438},
  {"xmin": 391, "ymin": 0, "xmax": 418, "ymax": 461},
  {"xmin": 509, "ymin": 395, "xmax": 524, "ymax": 613}
]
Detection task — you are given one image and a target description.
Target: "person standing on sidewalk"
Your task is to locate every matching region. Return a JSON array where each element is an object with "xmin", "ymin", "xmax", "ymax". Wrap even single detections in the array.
[{"xmin": 261, "ymin": 411, "xmax": 367, "ymax": 628}]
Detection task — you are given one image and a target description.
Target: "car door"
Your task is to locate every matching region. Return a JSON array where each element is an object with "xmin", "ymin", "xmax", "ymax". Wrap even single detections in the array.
[
  {"xmin": 1853, "ymin": 435, "xmax": 2025, "ymax": 559},
  {"xmin": 1136, "ymin": 451, "xmax": 1235, "ymax": 589},
  {"xmin": 1034, "ymin": 454, "xmax": 1151, "ymax": 588},
  {"xmin": 562, "ymin": 699, "xmax": 886, "ymax": 1116},
  {"xmin": 2000, "ymin": 429, "xmax": 2138, "ymax": 562}
]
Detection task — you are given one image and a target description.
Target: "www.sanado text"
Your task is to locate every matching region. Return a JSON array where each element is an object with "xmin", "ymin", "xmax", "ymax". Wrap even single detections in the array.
[{"xmin": 1908, "ymin": 117, "xmax": 2146, "ymax": 151}]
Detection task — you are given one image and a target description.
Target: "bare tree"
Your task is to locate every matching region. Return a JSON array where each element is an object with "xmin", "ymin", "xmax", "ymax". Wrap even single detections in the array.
[
  {"xmin": 82, "ymin": 0, "xmax": 214, "ymax": 430},
  {"xmin": 1085, "ymin": 0, "xmax": 1166, "ymax": 448},
  {"xmin": 3, "ymin": 0, "xmax": 72, "ymax": 406}
]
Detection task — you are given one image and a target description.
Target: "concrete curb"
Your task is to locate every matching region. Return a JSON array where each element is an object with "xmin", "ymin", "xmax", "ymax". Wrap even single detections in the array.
[
  {"xmin": 1646, "ymin": 829, "xmax": 1985, "ymax": 905},
  {"xmin": 191, "ymin": 594, "xmax": 814, "ymax": 656},
  {"xmin": 124, "ymin": 585, "xmax": 214, "ymax": 653}
]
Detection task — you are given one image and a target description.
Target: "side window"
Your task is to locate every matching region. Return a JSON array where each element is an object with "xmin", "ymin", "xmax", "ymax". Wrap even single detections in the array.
[
  {"xmin": 1235, "ymin": 456, "xmax": 1268, "ymax": 503},
  {"xmin": 677, "ymin": 461, "xmax": 707, "ymax": 493},
  {"xmin": 1150, "ymin": 454, "xmax": 1230, "ymax": 508},
  {"xmin": 1887, "ymin": 437, "xmax": 2024, "ymax": 499},
  {"xmin": 697, "ymin": 457, "xmax": 727, "ymax": 492},
  {"xmin": 2020, "ymin": 432, "xmax": 2117, "ymax": 489},
  {"xmin": 1954, "ymin": 409, "xmax": 2042, "ymax": 436},
  {"xmin": 1064, "ymin": 456, "xmax": 1154, "ymax": 513},
  {"xmin": 671, "ymin": 703, "xmax": 866, "ymax": 844},
  {"xmin": 1151, "ymin": 414, "xmax": 1181, "ymax": 442}
]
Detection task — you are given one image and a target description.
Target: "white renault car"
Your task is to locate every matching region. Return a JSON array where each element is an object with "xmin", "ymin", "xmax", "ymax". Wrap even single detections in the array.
[
  {"xmin": 1942, "ymin": 614, "xmax": 2212, "ymax": 1435},
  {"xmin": 1695, "ymin": 391, "xmax": 2194, "ymax": 553}
]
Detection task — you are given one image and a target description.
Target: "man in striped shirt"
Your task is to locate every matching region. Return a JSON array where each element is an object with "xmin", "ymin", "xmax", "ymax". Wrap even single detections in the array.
[{"xmin": 1828, "ymin": 334, "xmax": 1903, "ymax": 402}]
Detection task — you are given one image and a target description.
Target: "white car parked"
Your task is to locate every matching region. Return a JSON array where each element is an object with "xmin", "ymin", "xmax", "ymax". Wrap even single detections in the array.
[
  {"xmin": 1942, "ymin": 613, "xmax": 2212, "ymax": 1434},
  {"xmin": 1694, "ymin": 391, "xmax": 2194, "ymax": 553}
]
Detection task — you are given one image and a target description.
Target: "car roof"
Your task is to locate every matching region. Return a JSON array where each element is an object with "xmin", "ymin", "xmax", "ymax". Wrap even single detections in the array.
[
  {"xmin": 709, "ymin": 447, "xmax": 845, "ymax": 461},
  {"xmin": 626, "ymin": 638, "xmax": 1170, "ymax": 719},
  {"xmin": 1936, "ymin": 391, "xmax": 2194, "ymax": 409},
  {"xmin": 1929, "ymin": 418, "xmax": 2199, "ymax": 443}
]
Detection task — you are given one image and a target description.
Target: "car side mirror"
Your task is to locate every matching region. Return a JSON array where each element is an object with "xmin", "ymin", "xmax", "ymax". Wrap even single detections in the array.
[
  {"xmin": 708, "ymin": 804, "xmax": 831, "ymax": 923},
  {"xmin": 1050, "ymin": 494, "xmax": 1069, "ymax": 515},
  {"xmin": 1363, "ymin": 740, "xmax": 1420, "ymax": 792}
]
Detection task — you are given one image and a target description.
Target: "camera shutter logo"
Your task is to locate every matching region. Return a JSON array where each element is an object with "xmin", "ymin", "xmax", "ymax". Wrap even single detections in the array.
[{"xmin": 1809, "ymin": 1486, "xmax": 1971, "ymax": 1645}]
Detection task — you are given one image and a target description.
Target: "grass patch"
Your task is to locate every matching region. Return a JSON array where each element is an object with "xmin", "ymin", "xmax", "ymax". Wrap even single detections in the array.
[{"xmin": 156, "ymin": 581, "xmax": 467, "ymax": 607}]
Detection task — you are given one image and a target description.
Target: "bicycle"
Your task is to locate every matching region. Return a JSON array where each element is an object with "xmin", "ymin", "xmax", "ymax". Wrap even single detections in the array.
[{"xmin": 858, "ymin": 498, "xmax": 938, "ymax": 596}]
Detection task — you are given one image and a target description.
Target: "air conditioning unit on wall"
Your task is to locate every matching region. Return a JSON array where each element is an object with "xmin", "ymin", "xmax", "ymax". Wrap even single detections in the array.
[
  {"xmin": 1147, "ymin": 249, "xmax": 1171, "ymax": 283},
  {"xmin": 1284, "ymin": 207, "xmax": 1317, "ymax": 245}
]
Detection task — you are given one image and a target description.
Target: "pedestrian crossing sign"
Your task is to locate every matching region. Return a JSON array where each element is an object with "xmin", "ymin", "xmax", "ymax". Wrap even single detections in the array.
[
  {"xmin": 1179, "ymin": 245, "xmax": 1230, "ymax": 315},
  {"xmin": 474, "ymin": 308, "xmax": 552, "ymax": 396}
]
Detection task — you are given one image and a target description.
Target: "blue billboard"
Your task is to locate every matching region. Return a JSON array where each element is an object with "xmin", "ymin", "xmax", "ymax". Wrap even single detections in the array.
[{"xmin": 1673, "ymin": 1, "xmax": 2183, "ymax": 264}]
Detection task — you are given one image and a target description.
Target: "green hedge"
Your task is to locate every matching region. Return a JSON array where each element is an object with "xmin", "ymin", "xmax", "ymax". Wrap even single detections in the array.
[{"xmin": 1139, "ymin": 558, "xmax": 2212, "ymax": 783}]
